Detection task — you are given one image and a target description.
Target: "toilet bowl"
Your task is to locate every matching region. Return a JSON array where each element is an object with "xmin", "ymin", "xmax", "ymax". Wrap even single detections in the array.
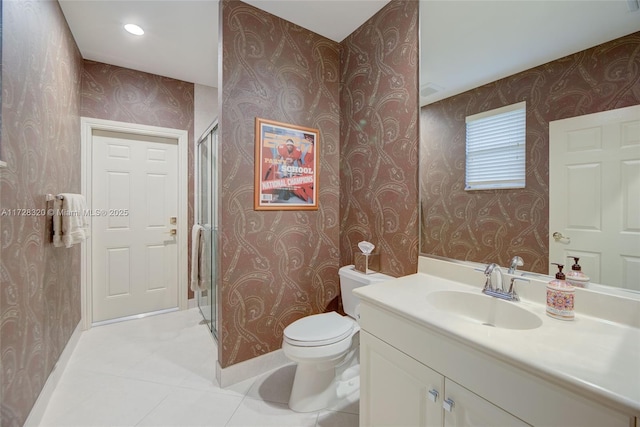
[{"xmin": 282, "ymin": 265, "xmax": 392, "ymax": 413}]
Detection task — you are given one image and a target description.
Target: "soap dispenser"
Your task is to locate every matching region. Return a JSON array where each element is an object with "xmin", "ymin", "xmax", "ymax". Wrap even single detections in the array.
[
  {"xmin": 566, "ymin": 256, "xmax": 590, "ymax": 288},
  {"xmin": 546, "ymin": 263, "xmax": 575, "ymax": 321}
]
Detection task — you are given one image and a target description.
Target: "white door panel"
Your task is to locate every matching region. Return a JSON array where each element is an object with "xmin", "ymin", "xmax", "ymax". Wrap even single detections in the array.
[
  {"xmin": 549, "ymin": 105, "xmax": 640, "ymax": 290},
  {"xmin": 92, "ymin": 130, "xmax": 179, "ymax": 322}
]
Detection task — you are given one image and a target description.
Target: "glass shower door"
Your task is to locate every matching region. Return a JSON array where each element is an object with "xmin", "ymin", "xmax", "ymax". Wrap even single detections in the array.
[{"xmin": 197, "ymin": 122, "xmax": 218, "ymax": 338}]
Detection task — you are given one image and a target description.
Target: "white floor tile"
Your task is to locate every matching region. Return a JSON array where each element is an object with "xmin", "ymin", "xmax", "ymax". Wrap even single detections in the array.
[
  {"xmin": 177, "ymin": 359, "xmax": 256, "ymax": 397},
  {"xmin": 121, "ymin": 342, "xmax": 206, "ymax": 387},
  {"xmin": 226, "ymin": 398, "xmax": 318, "ymax": 427},
  {"xmin": 37, "ymin": 308, "xmax": 360, "ymax": 427},
  {"xmin": 326, "ymin": 384, "xmax": 360, "ymax": 415},
  {"xmin": 316, "ymin": 410, "xmax": 359, "ymax": 427},
  {"xmin": 40, "ymin": 374, "xmax": 173, "ymax": 427},
  {"xmin": 245, "ymin": 364, "xmax": 296, "ymax": 404},
  {"xmin": 136, "ymin": 387, "xmax": 244, "ymax": 427},
  {"xmin": 67, "ymin": 334, "xmax": 160, "ymax": 377}
]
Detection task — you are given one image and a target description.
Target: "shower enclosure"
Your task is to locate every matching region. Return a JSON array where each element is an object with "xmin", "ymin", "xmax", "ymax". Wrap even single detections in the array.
[{"xmin": 196, "ymin": 121, "xmax": 218, "ymax": 338}]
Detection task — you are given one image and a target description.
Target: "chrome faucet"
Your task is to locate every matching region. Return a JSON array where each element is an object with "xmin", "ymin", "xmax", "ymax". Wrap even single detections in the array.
[
  {"xmin": 508, "ymin": 256, "xmax": 524, "ymax": 274},
  {"xmin": 506, "ymin": 277, "xmax": 530, "ymax": 301},
  {"xmin": 483, "ymin": 263, "xmax": 504, "ymax": 292},
  {"xmin": 482, "ymin": 263, "xmax": 527, "ymax": 301}
]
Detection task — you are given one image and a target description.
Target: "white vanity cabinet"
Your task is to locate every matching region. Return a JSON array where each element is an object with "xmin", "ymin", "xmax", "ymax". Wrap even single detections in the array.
[
  {"xmin": 442, "ymin": 378, "xmax": 529, "ymax": 426},
  {"xmin": 360, "ymin": 331, "xmax": 444, "ymax": 426},
  {"xmin": 358, "ymin": 303, "xmax": 636, "ymax": 427},
  {"xmin": 361, "ymin": 331, "xmax": 529, "ymax": 427}
]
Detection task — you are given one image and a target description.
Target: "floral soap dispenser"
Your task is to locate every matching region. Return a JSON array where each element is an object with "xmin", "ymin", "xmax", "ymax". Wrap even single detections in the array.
[
  {"xmin": 546, "ymin": 263, "xmax": 575, "ymax": 321},
  {"xmin": 566, "ymin": 256, "xmax": 590, "ymax": 288}
]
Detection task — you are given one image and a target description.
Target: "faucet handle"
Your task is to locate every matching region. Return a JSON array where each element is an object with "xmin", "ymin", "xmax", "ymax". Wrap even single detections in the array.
[
  {"xmin": 474, "ymin": 267, "xmax": 492, "ymax": 290},
  {"xmin": 482, "ymin": 263, "xmax": 505, "ymax": 292},
  {"xmin": 484, "ymin": 263, "xmax": 496, "ymax": 275},
  {"xmin": 508, "ymin": 256, "xmax": 524, "ymax": 274},
  {"xmin": 480, "ymin": 264, "xmax": 496, "ymax": 290},
  {"xmin": 508, "ymin": 277, "xmax": 530, "ymax": 300}
]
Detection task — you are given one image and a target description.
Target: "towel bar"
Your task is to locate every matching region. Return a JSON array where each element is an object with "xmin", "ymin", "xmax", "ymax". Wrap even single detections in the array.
[{"xmin": 45, "ymin": 194, "xmax": 64, "ymax": 201}]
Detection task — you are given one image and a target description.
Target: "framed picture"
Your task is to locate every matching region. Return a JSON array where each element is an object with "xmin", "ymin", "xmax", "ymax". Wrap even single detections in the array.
[{"xmin": 254, "ymin": 118, "xmax": 319, "ymax": 211}]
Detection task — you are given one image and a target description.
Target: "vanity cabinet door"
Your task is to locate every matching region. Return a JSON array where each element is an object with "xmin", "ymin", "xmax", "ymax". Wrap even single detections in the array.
[
  {"xmin": 443, "ymin": 379, "xmax": 530, "ymax": 427},
  {"xmin": 360, "ymin": 331, "xmax": 444, "ymax": 427}
]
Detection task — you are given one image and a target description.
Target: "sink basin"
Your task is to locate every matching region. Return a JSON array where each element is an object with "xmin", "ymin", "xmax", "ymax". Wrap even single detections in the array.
[{"xmin": 426, "ymin": 290, "xmax": 542, "ymax": 330}]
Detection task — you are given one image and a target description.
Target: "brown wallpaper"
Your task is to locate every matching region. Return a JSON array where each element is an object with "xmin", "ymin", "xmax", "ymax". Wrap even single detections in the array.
[
  {"xmin": 340, "ymin": 0, "xmax": 420, "ymax": 277},
  {"xmin": 219, "ymin": 0, "xmax": 341, "ymax": 368},
  {"xmin": 0, "ymin": 1, "xmax": 83, "ymax": 426},
  {"xmin": 420, "ymin": 32, "xmax": 640, "ymax": 273},
  {"xmin": 80, "ymin": 60, "xmax": 196, "ymax": 297}
]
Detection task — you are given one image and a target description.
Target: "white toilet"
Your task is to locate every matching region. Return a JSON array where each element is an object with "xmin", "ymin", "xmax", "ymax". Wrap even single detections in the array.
[{"xmin": 282, "ymin": 265, "xmax": 392, "ymax": 412}]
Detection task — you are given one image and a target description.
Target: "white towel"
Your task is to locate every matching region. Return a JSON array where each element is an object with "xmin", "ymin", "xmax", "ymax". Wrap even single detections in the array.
[
  {"xmin": 53, "ymin": 193, "xmax": 89, "ymax": 248},
  {"xmin": 52, "ymin": 198, "xmax": 64, "ymax": 247},
  {"xmin": 190, "ymin": 224, "xmax": 208, "ymax": 292}
]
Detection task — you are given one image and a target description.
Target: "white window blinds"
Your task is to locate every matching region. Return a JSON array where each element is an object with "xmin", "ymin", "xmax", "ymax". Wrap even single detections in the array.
[{"xmin": 465, "ymin": 101, "xmax": 526, "ymax": 190}]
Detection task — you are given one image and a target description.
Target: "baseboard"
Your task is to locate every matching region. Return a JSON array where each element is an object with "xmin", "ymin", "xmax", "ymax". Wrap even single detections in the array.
[
  {"xmin": 216, "ymin": 349, "xmax": 290, "ymax": 388},
  {"xmin": 24, "ymin": 322, "xmax": 83, "ymax": 427}
]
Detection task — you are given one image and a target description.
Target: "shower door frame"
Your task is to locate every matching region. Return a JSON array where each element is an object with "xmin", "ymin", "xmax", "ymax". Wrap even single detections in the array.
[{"xmin": 195, "ymin": 120, "xmax": 219, "ymax": 338}]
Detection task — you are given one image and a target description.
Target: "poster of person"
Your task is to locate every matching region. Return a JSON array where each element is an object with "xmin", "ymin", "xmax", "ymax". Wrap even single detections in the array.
[{"xmin": 254, "ymin": 118, "xmax": 319, "ymax": 210}]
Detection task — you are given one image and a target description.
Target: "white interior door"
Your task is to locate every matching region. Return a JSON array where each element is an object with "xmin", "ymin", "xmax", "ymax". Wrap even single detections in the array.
[
  {"xmin": 91, "ymin": 129, "xmax": 179, "ymax": 323},
  {"xmin": 549, "ymin": 105, "xmax": 640, "ymax": 290}
]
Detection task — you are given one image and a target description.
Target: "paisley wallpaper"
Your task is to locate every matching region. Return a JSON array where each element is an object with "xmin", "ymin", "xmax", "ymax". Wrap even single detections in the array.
[
  {"xmin": 0, "ymin": 1, "xmax": 83, "ymax": 425},
  {"xmin": 80, "ymin": 60, "xmax": 196, "ymax": 297},
  {"xmin": 340, "ymin": 0, "xmax": 420, "ymax": 278},
  {"xmin": 420, "ymin": 32, "xmax": 640, "ymax": 273},
  {"xmin": 0, "ymin": 7, "xmax": 196, "ymax": 424},
  {"xmin": 218, "ymin": 0, "xmax": 419, "ymax": 368},
  {"xmin": 219, "ymin": 0, "xmax": 342, "ymax": 368}
]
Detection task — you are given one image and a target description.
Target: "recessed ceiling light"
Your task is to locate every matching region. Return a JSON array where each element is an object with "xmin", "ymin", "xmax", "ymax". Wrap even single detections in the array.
[{"xmin": 124, "ymin": 24, "xmax": 144, "ymax": 36}]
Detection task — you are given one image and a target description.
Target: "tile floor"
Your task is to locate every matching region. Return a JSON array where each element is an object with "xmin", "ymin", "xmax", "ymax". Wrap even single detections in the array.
[{"xmin": 38, "ymin": 308, "xmax": 359, "ymax": 427}]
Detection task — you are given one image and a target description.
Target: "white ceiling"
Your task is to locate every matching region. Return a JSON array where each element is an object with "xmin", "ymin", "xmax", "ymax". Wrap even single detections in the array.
[
  {"xmin": 59, "ymin": 0, "xmax": 640, "ymax": 103},
  {"xmin": 420, "ymin": 1, "xmax": 640, "ymax": 105},
  {"xmin": 58, "ymin": 0, "xmax": 391, "ymax": 88},
  {"xmin": 242, "ymin": 0, "xmax": 392, "ymax": 43},
  {"xmin": 59, "ymin": 0, "xmax": 221, "ymax": 87}
]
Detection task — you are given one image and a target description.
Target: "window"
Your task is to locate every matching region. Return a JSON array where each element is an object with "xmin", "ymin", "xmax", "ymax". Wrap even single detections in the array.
[{"xmin": 465, "ymin": 101, "xmax": 526, "ymax": 190}]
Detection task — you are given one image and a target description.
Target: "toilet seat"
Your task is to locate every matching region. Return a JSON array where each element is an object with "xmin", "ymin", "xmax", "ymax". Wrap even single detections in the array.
[{"xmin": 284, "ymin": 312, "xmax": 355, "ymax": 347}]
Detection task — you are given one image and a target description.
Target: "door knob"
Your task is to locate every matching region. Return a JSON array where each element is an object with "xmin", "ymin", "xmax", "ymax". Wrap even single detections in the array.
[{"xmin": 552, "ymin": 232, "xmax": 570, "ymax": 243}]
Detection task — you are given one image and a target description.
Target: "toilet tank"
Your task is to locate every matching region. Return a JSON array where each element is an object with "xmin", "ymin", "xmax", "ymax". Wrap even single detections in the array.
[{"xmin": 339, "ymin": 265, "xmax": 393, "ymax": 319}]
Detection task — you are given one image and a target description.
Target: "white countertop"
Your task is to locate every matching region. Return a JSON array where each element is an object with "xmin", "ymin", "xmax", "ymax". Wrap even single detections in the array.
[{"xmin": 354, "ymin": 270, "xmax": 640, "ymax": 414}]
